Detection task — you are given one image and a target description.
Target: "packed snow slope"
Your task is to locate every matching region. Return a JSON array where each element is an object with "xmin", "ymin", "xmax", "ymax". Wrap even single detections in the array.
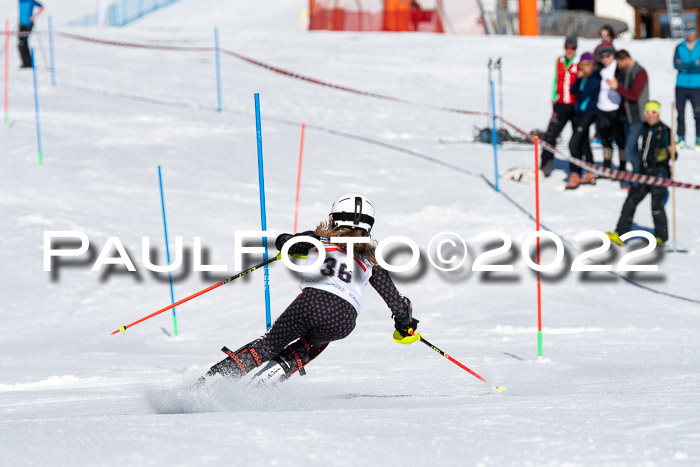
[{"xmin": 2, "ymin": 1, "xmax": 700, "ymax": 465}]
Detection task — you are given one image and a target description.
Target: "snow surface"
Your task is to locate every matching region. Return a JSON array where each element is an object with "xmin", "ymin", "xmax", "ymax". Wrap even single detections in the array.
[{"xmin": 2, "ymin": 1, "xmax": 700, "ymax": 465}]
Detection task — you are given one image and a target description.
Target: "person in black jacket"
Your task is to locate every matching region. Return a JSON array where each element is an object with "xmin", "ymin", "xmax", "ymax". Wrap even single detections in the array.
[
  {"xmin": 200, "ymin": 193, "xmax": 418, "ymax": 386},
  {"xmin": 607, "ymin": 101, "xmax": 677, "ymax": 247},
  {"xmin": 567, "ymin": 52, "xmax": 601, "ymax": 189}
]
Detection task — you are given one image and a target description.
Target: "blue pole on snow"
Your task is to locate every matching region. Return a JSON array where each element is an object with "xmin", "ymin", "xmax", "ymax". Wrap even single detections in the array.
[
  {"xmin": 31, "ymin": 48, "xmax": 43, "ymax": 166},
  {"xmin": 158, "ymin": 165, "xmax": 178, "ymax": 336},
  {"xmin": 490, "ymin": 79, "xmax": 499, "ymax": 193},
  {"xmin": 48, "ymin": 16, "xmax": 56, "ymax": 87},
  {"xmin": 254, "ymin": 93, "xmax": 272, "ymax": 331},
  {"xmin": 214, "ymin": 27, "xmax": 222, "ymax": 113}
]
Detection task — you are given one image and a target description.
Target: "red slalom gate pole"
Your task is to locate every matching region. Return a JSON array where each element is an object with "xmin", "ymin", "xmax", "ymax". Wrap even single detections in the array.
[
  {"xmin": 535, "ymin": 137, "xmax": 543, "ymax": 358},
  {"xmin": 293, "ymin": 123, "xmax": 305, "ymax": 233},
  {"xmin": 110, "ymin": 253, "xmax": 282, "ymax": 335}
]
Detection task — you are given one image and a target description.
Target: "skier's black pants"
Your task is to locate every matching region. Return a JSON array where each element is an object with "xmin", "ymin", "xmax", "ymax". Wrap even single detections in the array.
[
  {"xmin": 210, "ymin": 288, "xmax": 357, "ymax": 377},
  {"xmin": 675, "ymin": 86, "xmax": 700, "ymax": 140},
  {"xmin": 568, "ymin": 113, "xmax": 597, "ymax": 175},
  {"xmin": 615, "ymin": 172, "xmax": 669, "ymax": 242},
  {"xmin": 597, "ymin": 108, "xmax": 626, "ymax": 149},
  {"xmin": 541, "ymin": 102, "xmax": 575, "ymax": 168},
  {"xmin": 18, "ymin": 24, "xmax": 33, "ymax": 68}
]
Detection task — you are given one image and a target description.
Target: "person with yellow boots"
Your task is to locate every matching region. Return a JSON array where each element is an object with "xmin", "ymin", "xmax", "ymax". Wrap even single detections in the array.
[{"xmin": 606, "ymin": 101, "xmax": 677, "ymax": 247}]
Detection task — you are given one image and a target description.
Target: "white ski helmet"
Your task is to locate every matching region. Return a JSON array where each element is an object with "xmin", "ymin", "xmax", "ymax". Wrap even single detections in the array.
[{"xmin": 330, "ymin": 193, "xmax": 375, "ymax": 234}]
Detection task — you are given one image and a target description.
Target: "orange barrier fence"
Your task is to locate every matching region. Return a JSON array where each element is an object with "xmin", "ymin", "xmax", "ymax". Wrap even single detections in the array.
[{"xmin": 309, "ymin": 6, "xmax": 444, "ymax": 33}]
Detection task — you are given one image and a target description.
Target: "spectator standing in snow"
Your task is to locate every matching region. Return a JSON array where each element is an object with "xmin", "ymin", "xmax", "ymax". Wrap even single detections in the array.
[
  {"xmin": 607, "ymin": 50, "xmax": 649, "ymax": 179},
  {"xmin": 17, "ymin": 0, "xmax": 44, "ymax": 68},
  {"xmin": 606, "ymin": 101, "xmax": 676, "ymax": 248},
  {"xmin": 674, "ymin": 23, "xmax": 700, "ymax": 151},
  {"xmin": 596, "ymin": 43, "xmax": 626, "ymax": 171},
  {"xmin": 566, "ymin": 52, "xmax": 600, "ymax": 190},
  {"xmin": 540, "ymin": 35, "xmax": 579, "ymax": 177}
]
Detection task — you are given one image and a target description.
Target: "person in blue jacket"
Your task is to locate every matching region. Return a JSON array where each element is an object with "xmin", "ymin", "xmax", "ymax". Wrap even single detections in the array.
[
  {"xmin": 18, "ymin": 0, "xmax": 44, "ymax": 68},
  {"xmin": 567, "ymin": 52, "xmax": 601, "ymax": 190},
  {"xmin": 674, "ymin": 23, "xmax": 700, "ymax": 150}
]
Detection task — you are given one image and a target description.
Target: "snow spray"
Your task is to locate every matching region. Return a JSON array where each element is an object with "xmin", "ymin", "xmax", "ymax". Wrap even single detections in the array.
[
  {"xmin": 254, "ymin": 93, "xmax": 272, "ymax": 331},
  {"xmin": 31, "ymin": 48, "xmax": 43, "ymax": 166},
  {"xmin": 293, "ymin": 123, "xmax": 306, "ymax": 233},
  {"xmin": 214, "ymin": 28, "xmax": 222, "ymax": 112},
  {"xmin": 158, "ymin": 166, "xmax": 178, "ymax": 336}
]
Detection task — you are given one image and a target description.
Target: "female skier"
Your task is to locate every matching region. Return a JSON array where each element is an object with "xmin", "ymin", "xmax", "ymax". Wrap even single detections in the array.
[{"xmin": 202, "ymin": 193, "xmax": 419, "ymax": 385}]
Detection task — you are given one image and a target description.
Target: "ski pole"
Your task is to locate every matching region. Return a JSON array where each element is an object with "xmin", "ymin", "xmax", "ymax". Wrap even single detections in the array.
[
  {"xmin": 110, "ymin": 252, "xmax": 283, "ymax": 335},
  {"xmin": 486, "ymin": 58, "xmax": 492, "ymax": 128},
  {"xmin": 410, "ymin": 331, "xmax": 505, "ymax": 392},
  {"xmin": 670, "ymin": 102, "xmax": 677, "ymax": 252},
  {"xmin": 496, "ymin": 57, "xmax": 503, "ymax": 131}
]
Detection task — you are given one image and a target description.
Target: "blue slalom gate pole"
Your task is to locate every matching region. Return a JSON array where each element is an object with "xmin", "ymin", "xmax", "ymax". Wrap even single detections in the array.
[
  {"xmin": 31, "ymin": 48, "xmax": 43, "ymax": 166},
  {"xmin": 158, "ymin": 166, "xmax": 178, "ymax": 336},
  {"xmin": 490, "ymin": 78, "xmax": 499, "ymax": 193},
  {"xmin": 254, "ymin": 93, "xmax": 272, "ymax": 331},
  {"xmin": 214, "ymin": 28, "xmax": 222, "ymax": 112},
  {"xmin": 48, "ymin": 16, "xmax": 56, "ymax": 87}
]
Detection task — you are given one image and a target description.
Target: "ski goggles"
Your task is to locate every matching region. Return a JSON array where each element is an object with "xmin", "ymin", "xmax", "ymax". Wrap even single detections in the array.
[
  {"xmin": 686, "ymin": 28, "xmax": 696, "ymax": 34},
  {"xmin": 565, "ymin": 45, "xmax": 576, "ymax": 51}
]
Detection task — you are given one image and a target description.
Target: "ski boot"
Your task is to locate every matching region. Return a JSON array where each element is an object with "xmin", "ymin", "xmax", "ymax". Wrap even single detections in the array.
[
  {"xmin": 606, "ymin": 231, "xmax": 624, "ymax": 246},
  {"xmin": 199, "ymin": 343, "xmax": 263, "ymax": 384},
  {"xmin": 249, "ymin": 338, "xmax": 327, "ymax": 386},
  {"xmin": 249, "ymin": 357, "xmax": 294, "ymax": 386}
]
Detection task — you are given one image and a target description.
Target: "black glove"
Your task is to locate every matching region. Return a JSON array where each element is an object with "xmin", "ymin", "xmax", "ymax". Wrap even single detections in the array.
[
  {"xmin": 395, "ymin": 317, "xmax": 420, "ymax": 338},
  {"xmin": 275, "ymin": 231, "xmax": 318, "ymax": 252},
  {"xmin": 393, "ymin": 296, "xmax": 419, "ymax": 337}
]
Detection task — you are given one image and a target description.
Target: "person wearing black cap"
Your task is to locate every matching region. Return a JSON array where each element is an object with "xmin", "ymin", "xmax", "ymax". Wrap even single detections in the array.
[
  {"xmin": 539, "ymin": 35, "xmax": 579, "ymax": 177},
  {"xmin": 593, "ymin": 25, "xmax": 616, "ymax": 64}
]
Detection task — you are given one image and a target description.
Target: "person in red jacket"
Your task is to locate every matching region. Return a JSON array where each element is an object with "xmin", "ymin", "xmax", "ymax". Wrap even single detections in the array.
[{"xmin": 540, "ymin": 35, "xmax": 579, "ymax": 177}]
